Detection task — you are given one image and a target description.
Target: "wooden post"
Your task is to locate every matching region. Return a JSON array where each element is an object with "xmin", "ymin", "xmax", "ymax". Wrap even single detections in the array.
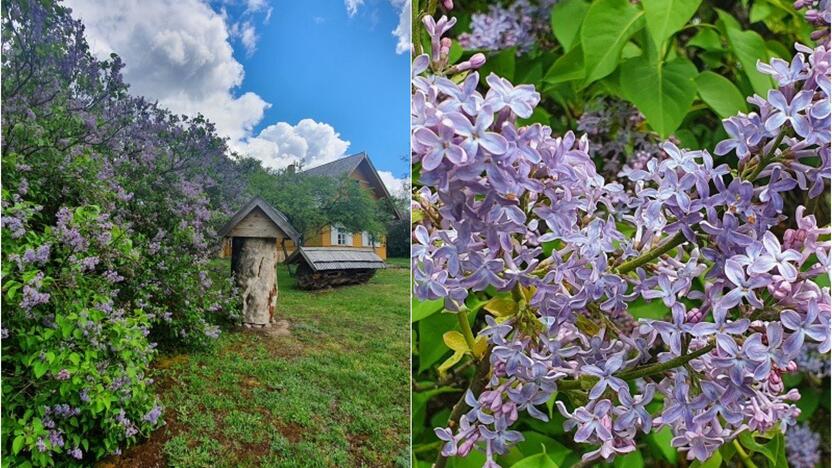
[{"xmin": 231, "ymin": 237, "xmax": 278, "ymax": 327}]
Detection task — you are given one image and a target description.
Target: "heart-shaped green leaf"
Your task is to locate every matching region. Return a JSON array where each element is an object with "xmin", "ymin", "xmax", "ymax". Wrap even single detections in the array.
[
  {"xmin": 580, "ymin": 0, "xmax": 645, "ymax": 84},
  {"xmin": 696, "ymin": 71, "xmax": 748, "ymax": 117},
  {"xmin": 642, "ymin": 0, "xmax": 702, "ymax": 48},
  {"xmin": 621, "ymin": 55, "xmax": 698, "ymax": 137}
]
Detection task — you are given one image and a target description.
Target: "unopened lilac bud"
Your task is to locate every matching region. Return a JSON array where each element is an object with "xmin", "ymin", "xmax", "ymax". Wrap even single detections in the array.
[
  {"xmin": 442, "ymin": 0, "xmax": 453, "ymax": 10},
  {"xmin": 785, "ymin": 360, "xmax": 798, "ymax": 373},
  {"xmin": 784, "ymin": 388, "xmax": 801, "ymax": 401},
  {"xmin": 440, "ymin": 37, "xmax": 452, "ymax": 60},
  {"xmin": 768, "ymin": 379, "xmax": 784, "ymax": 393},
  {"xmin": 469, "ymin": 53, "xmax": 486, "ymax": 68},
  {"xmin": 686, "ymin": 307, "xmax": 703, "ymax": 323},
  {"xmin": 458, "ymin": 436, "xmax": 477, "ymax": 456},
  {"xmin": 502, "ymin": 402, "xmax": 518, "ymax": 423},
  {"xmin": 452, "ymin": 53, "xmax": 487, "ymax": 73},
  {"xmin": 769, "ymin": 279, "xmax": 792, "ymax": 300}
]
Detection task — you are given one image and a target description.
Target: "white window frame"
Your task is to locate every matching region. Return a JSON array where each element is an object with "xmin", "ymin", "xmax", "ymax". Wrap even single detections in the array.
[
  {"xmin": 331, "ymin": 224, "xmax": 353, "ymax": 246},
  {"xmin": 362, "ymin": 231, "xmax": 382, "ymax": 248}
]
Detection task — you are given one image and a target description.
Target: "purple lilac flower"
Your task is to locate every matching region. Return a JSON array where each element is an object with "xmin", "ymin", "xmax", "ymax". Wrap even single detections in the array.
[
  {"xmin": 786, "ymin": 423, "xmax": 821, "ymax": 468},
  {"xmin": 458, "ymin": 0, "xmax": 555, "ymax": 53},
  {"xmin": 781, "ymin": 300, "xmax": 828, "ymax": 356},
  {"xmin": 20, "ymin": 285, "xmax": 50, "ymax": 310},
  {"xmin": 48, "ymin": 430, "xmax": 64, "ymax": 448},
  {"xmin": 2, "ymin": 213, "xmax": 26, "ymax": 238},
  {"xmin": 582, "ymin": 353, "xmax": 627, "ymax": 399},
  {"xmin": 415, "ymin": 12, "xmax": 831, "ymax": 466},
  {"xmin": 103, "ymin": 269, "xmax": 124, "ymax": 283},
  {"xmin": 69, "ymin": 447, "xmax": 83, "ymax": 460},
  {"xmin": 765, "ymin": 89, "xmax": 814, "ymax": 136},
  {"xmin": 22, "ymin": 244, "xmax": 51, "ymax": 265},
  {"xmin": 143, "ymin": 405, "xmax": 163, "ymax": 425}
]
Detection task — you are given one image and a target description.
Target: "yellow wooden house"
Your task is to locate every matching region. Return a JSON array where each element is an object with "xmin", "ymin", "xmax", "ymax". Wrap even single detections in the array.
[
  {"xmin": 280, "ymin": 152, "xmax": 402, "ymax": 260},
  {"xmin": 222, "ymin": 152, "xmax": 401, "ymax": 262}
]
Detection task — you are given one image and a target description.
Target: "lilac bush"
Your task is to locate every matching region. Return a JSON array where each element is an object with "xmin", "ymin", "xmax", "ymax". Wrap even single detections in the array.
[
  {"xmin": 457, "ymin": 0, "xmax": 556, "ymax": 53},
  {"xmin": 413, "ymin": 9, "xmax": 830, "ymax": 467},
  {"xmin": 2, "ymin": 0, "xmax": 242, "ymax": 464}
]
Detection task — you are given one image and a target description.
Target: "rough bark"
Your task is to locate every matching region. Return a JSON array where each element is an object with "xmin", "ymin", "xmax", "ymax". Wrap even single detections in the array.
[{"xmin": 231, "ymin": 237, "xmax": 278, "ymax": 326}]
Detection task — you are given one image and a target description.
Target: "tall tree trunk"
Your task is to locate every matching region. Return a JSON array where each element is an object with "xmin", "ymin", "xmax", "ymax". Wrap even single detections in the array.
[{"xmin": 231, "ymin": 237, "xmax": 278, "ymax": 327}]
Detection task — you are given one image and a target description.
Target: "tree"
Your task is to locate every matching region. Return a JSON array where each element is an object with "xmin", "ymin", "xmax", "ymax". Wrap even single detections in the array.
[
  {"xmin": 245, "ymin": 161, "xmax": 390, "ymax": 243},
  {"xmin": 386, "ymin": 172, "xmax": 411, "ymax": 258}
]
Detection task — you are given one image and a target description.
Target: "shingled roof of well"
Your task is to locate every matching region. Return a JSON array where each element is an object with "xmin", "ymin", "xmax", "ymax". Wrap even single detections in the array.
[{"xmin": 286, "ymin": 247, "xmax": 386, "ymax": 271}]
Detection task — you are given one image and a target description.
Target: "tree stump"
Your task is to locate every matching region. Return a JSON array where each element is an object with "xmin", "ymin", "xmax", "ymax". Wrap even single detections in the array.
[{"xmin": 231, "ymin": 237, "xmax": 278, "ymax": 327}]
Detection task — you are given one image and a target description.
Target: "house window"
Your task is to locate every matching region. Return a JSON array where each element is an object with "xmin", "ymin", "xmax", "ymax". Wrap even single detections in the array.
[
  {"xmin": 362, "ymin": 231, "xmax": 381, "ymax": 247},
  {"xmin": 331, "ymin": 224, "xmax": 353, "ymax": 246}
]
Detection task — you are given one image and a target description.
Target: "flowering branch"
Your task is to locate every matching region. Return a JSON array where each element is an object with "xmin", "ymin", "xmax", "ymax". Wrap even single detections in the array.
[
  {"xmin": 615, "ymin": 231, "xmax": 688, "ymax": 275},
  {"xmin": 414, "ymin": 6, "xmax": 830, "ymax": 467}
]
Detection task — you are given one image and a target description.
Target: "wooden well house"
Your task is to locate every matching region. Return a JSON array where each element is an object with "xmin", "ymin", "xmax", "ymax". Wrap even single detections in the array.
[
  {"xmin": 217, "ymin": 197, "xmax": 300, "ymax": 327},
  {"xmin": 286, "ymin": 247, "xmax": 386, "ymax": 290}
]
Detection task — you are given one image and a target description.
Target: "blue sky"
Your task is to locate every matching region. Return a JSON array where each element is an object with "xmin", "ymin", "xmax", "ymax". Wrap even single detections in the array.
[
  {"xmin": 67, "ymin": 0, "xmax": 411, "ymax": 192},
  {"xmin": 233, "ymin": 1, "xmax": 410, "ymax": 180}
]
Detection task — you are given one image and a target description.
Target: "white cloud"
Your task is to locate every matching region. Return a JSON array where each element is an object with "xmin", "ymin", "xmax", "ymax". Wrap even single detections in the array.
[
  {"xmin": 245, "ymin": 0, "xmax": 268, "ymax": 14},
  {"xmin": 65, "ymin": 0, "xmax": 269, "ymax": 143},
  {"xmin": 237, "ymin": 119, "xmax": 351, "ymax": 170},
  {"xmin": 390, "ymin": 0, "xmax": 411, "ymax": 54},
  {"xmin": 345, "ymin": 0, "xmax": 410, "ymax": 54},
  {"xmin": 378, "ymin": 170, "xmax": 408, "ymax": 196},
  {"xmin": 345, "ymin": 0, "xmax": 365, "ymax": 17},
  {"xmin": 230, "ymin": 20, "xmax": 258, "ymax": 55}
]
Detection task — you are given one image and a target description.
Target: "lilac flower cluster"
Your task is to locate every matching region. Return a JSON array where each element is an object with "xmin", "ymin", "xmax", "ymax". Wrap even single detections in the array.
[
  {"xmin": 115, "ymin": 409, "xmax": 139, "ymax": 438},
  {"xmin": 794, "ymin": 0, "xmax": 831, "ymax": 45},
  {"xmin": 457, "ymin": 0, "xmax": 556, "ymax": 53},
  {"xmin": 795, "ymin": 342, "xmax": 831, "ymax": 377},
  {"xmin": 577, "ymin": 97, "xmax": 666, "ymax": 181},
  {"xmin": 413, "ymin": 12, "xmax": 831, "ymax": 466},
  {"xmin": 786, "ymin": 422, "xmax": 822, "ymax": 467}
]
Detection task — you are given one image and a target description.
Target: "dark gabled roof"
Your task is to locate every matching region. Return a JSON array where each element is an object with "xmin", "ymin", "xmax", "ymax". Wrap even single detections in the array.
[
  {"xmin": 302, "ymin": 152, "xmax": 403, "ymax": 220},
  {"xmin": 302, "ymin": 152, "xmax": 367, "ymax": 178},
  {"xmin": 217, "ymin": 196, "xmax": 300, "ymax": 242},
  {"xmin": 286, "ymin": 247, "xmax": 386, "ymax": 271}
]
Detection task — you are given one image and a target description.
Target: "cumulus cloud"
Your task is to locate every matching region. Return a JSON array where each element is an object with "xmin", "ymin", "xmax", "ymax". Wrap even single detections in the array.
[
  {"xmin": 390, "ymin": 0, "xmax": 411, "ymax": 54},
  {"xmin": 65, "ymin": 0, "xmax": 269, "ymax": 143},
  {"xmin": 238, "ymin": 119, "xmax": 351, "ymax": 170},
  {"xmin": 377, "ymin": 170, "xmax": 408, "ymax": 196}
]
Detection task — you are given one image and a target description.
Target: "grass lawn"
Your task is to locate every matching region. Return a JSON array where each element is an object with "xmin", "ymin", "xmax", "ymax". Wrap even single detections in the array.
[{"xmin": 102, "ymin": 258, "xmax": 410, "ymax": 467}]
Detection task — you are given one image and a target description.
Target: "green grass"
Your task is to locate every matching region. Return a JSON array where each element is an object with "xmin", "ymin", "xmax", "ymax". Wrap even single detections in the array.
[{"xmin": 121, "ymin": 259, "xmax": 410, "ymax": 467}]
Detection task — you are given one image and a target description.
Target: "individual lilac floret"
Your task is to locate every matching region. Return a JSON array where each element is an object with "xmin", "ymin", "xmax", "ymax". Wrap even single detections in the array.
[{"xmin": 582, "ymin": 353, "xmax": 627, "ymax": 399}]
